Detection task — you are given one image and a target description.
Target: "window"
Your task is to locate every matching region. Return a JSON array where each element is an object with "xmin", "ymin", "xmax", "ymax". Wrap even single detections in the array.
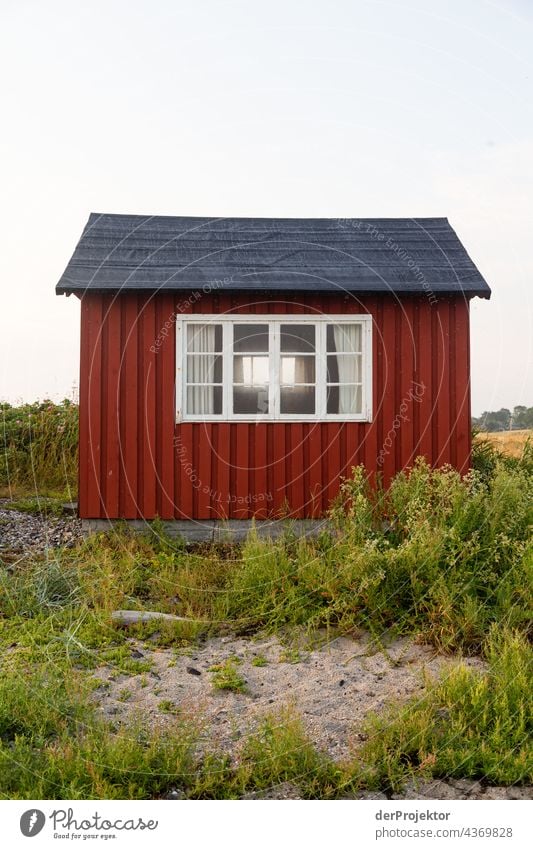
[{"xmin": 176, "ymin": 315, "xmax": 372, "ymax": 421}]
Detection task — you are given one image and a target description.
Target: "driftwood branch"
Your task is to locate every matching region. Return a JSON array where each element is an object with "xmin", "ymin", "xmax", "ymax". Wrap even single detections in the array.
[{"xmin": 111, "ymin": 610, "xmax": 192, "ymax": 626}]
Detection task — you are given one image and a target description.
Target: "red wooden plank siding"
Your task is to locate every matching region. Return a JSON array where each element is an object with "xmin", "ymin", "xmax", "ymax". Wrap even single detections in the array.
[
  {"xmin": 417, "ymin": 298, "xmax": 433, "ymax": 465},
  {"xmin": 325, "ymin": 422, "xmax": 341, "ymax": 507},
  {"xmin": 454, "ymin": 300, "xmax": 471, "ymax": 473},
  {"xmin": 234, "ymin": 423, "xmax": 249, "ymax": 519},
  {"xmin": 158, "ymin": 294, "xmax": 176, "ymax": 518},
  {"xmin": 85, "ymin": 294, "xmax": 103, "ymax": 517},
  {"xmin": 197, "ymin": 423, "xmax": 213, "ymax": 518},
  {"xmin": 290, "ymin": 423, "xmax": 305, "ymax": 518},
  {"xmin": 362, "ymin": 296, "xmax": 377, "ymax": 478},
  {"xmin": 411, "ymin": 298, "xmax": 421, "ymax": 460},
  {"xmin": 399, "ymin": 297, "xmax": 415, "ymax": 471},
  {"xmin": 254, "ymin": 425, "xmax": 269, "ymax": 519},
  {"xmin": 448, "ymin": 300, "xmax": 458, "ymax": 468},
  {"xmin": 271, "ymin": 426, "xmax": 288, "ymax": 516},
  {"xmin": 103, "ymin": 296, "xmax": 121, "ymax": 518},
  {"xmin": 120, "ymin": 294, "xmax": 139, "ymax": 517},
  {"xmin": 78, "ymin": 296, "xmax": 90, "ymax": 517},
  {"xmin": 436, "ymin": 300, "xmax": 451, "ymax": 467},
  {"xmin": 177, "ymin": 423, "xmax": 194, "ymax": 518},
  {"xmin": 373, "ymin": 298, "xmax": 385, "ymax": 483},
  {"xmin": 141, "ymin": 299, "xmax": 157, "ymax": 517},
  {"xmin": 380, "ymin": 299, "xmax": 397, "ymax": 486},
  {"xmin": 307, "ymin": 422, "xmax": 324, "ymax": 517},
  {"xmin": 213, "ymin": 422, "xmax": 231, "ymax": 519},
  {"xmin": 78, "ymin": 291, "xmax": 473, "ymax": 520}
]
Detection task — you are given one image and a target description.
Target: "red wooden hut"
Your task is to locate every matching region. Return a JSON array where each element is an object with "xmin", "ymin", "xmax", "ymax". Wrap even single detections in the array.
[{"xmin": 56, "ymin": 214, "xmax": 491, "ymax": 538}]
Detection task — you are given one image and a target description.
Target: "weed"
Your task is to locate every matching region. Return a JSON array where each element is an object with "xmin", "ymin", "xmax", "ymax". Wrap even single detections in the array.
[
  {"xmin": 2, "ymin": 496, "xmax": 66, "ymax": 517},
  {"xmin": 278, "ymin": 648, "xmax": 303, "ymax": 664},
  {"xmin": 158, "ymin": 700, "xmax": 181, "ymax": 715},
  {"xmin": 210, "ymin": 659, "xmax": 248, "ymax": 693},
  {"xmin": 117, "ymin": 689, "xmax": 132, "ymax": 702},
  {"xmin": 251, "ymin": 654, "xmax": 268, "ymax": 667}
]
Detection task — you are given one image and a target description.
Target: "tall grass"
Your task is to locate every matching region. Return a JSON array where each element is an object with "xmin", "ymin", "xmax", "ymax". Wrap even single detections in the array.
[
  {"xmin": 0, "ymin": 399, "xmax": 78, "ymax": 496},
  {"xmin": 0, "ymin": 664, "xmax": 199, "ymax": 799},
  {"xmin": 1, "ymin": 455, "xmax": 531, "ymax": 655}
]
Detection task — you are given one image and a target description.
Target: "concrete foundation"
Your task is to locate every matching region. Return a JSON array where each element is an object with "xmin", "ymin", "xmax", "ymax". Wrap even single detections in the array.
[{"xmin": 81, "ymin": 518, "xmax": 331, "ymax": 544}]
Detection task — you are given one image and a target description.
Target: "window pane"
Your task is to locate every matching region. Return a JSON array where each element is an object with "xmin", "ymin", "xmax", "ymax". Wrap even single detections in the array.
[
  {"xmin": 280, "ymin": 324, "xmax": 315, "ymax": 353},
  {"xmin": 187, "ymin": 324, "xmax": 222, "ymax": 352},
  {"xmin": 187, "ymin": 386, "xmax": 222, "ymax": 415},
  {"xmin": 326, "ymin": 324, "xmax": 362, "ymax": 353},
  {"xmin": 186, "ymin": 355, "xmax": 222, "ymax": 384},
  {"xmin": 233, "ymin": 324, "xmax": 269, "ymax": 353},
  {"xmin": 233, "ymin": 386, "xmax": 269, "ymax": 415},
  {"xmin": 280, "ymin": 386, "xmax": 315, "ymax": 414},
  {"xmin": 233, "ymin": 355, "xmax": 269, "ymax": 385},
  {"xmin": 281, "ymin": 355, "xmax": 315, "ymax": 384},
  {"xmin": 327, "ymin": 354, "xmax": 361, "ymax": 384},
  {"xmin": 327, "ymin": 385, "xmax": 362, "ymax": 415}
]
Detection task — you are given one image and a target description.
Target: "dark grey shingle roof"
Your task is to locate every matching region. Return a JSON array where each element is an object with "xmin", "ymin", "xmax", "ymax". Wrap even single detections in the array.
[{"xmin": 55, "ymin": 213, "xmax": 491, "ymax": 298}]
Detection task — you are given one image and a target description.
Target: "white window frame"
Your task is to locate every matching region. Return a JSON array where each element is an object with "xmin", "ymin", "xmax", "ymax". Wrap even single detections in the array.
[{"xmin": 176, "ymin": 314, "xmax": 373, "ymax": 422}]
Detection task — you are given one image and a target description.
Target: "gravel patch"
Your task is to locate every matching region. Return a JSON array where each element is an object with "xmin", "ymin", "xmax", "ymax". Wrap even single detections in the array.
[{"xmin": 0, "ymin": 505, "xmax": 83, "ymax": 553}]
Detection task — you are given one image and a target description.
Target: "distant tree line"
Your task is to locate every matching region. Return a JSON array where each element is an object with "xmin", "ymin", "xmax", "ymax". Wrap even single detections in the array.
[{"xmin": 473, "ymin": 405, "xmax": 533, "ymax": 432}]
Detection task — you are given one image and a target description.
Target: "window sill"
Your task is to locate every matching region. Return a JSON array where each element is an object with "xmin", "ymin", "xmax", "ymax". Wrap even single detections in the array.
[{"xmin": 176, "ymin": 415, "xmax": 373, "ymax": 424}]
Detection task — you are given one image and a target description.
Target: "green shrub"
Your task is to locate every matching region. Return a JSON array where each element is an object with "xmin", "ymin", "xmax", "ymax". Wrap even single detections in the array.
[
  {"xmin": 359, "ymin": 629, "xmax": 533, "ymax": 790},
  {"xmin": 0, "ymin": 399, "xmax": 78, "ymax": 496}
]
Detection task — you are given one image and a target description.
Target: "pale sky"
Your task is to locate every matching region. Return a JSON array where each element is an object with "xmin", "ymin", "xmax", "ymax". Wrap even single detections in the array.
[{"xmin": 1, "ymin": 0, "xmax": 532, "ymax": 415}]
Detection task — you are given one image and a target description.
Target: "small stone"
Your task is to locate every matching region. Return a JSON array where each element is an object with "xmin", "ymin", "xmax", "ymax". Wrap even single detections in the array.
[
  {"xmin": 186, "ymin": 666, "xmax": 201, "ymax": 676},
  {"xmin": 242, "ymin": 782, "xmax": 302, "ymax": 800},
  {"xmin": 341, "ymin": 791, "xmax": 387, "ymax": 800},
  {"xmin": 165, "ymin": 789, "xmax": 186, "ymax": 800}
]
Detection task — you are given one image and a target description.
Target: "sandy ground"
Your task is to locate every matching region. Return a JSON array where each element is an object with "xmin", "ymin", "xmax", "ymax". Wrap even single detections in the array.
[
  {"xmin": 90, "ymin": 632, "xmax": 533, "ymax": 799},
  {"xmin": 91, "ymin": 631, "xmax": 485, "ymax": 762}
]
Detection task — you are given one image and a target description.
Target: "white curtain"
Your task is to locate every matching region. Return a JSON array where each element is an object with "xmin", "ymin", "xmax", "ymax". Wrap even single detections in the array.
[
  {"xmin": 294, "ymin": 355, "xmax": 314, "ymax": 384},
  {"xmin": 188, "ymin": 324, "xmax": 216, "ymax": 415},
  {"xmin": 333, "ymin": 324, "xmax": 361, "ymax": 413}
]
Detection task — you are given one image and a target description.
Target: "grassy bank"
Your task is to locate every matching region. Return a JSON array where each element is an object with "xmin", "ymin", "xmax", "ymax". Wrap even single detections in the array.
[{"xmin": 3, "ymin": 452, "xmax": 529, "ymax": 654}]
